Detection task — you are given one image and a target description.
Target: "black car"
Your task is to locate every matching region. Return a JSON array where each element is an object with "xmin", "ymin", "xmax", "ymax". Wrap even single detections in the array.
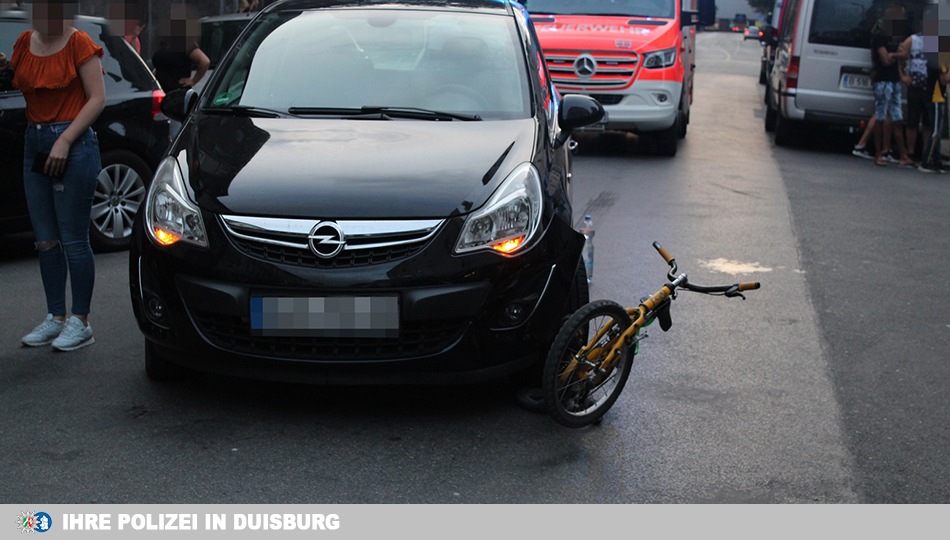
[
  {"xmin": 0, "ymin": 10, "xmax": 170, "ymax": 251},
  {"xmin": 130, "ymin": 0, "xmax": 605, "ymax": 385}
]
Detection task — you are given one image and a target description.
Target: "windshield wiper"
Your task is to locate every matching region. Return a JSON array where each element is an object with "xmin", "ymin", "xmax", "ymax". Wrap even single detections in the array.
[
  {"xmin": 287, "ymin": 106, "xmax": 481, "ymax": 121},
  {"xmin": 202, "ymin": 105, "xmax": 288, "ymax": 118}
]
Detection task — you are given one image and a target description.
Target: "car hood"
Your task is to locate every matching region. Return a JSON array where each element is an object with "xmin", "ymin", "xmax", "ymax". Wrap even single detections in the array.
[
  {"xmin": 179, "ymin": 115, "xmax": 539, "ymax": 219},
  {"xmin": 530, "ymin": 14, "xmax": 677, "ymax": 50}
]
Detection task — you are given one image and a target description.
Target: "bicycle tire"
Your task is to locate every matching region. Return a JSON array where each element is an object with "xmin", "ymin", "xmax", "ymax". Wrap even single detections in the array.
[{"xmin": 542, "ymin": 299, "xmax": 633, "ymax": 428}]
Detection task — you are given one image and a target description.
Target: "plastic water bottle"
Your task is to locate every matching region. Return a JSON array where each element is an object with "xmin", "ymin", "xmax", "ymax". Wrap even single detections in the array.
[{"xmin": 580, "ymin": 215, "xmax": 594, "ymax": 284}]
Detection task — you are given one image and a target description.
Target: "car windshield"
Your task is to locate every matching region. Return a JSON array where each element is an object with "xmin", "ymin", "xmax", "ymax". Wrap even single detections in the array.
[
  {"xmin": 521, "ymin": 0, "xmax": 675, "ymax": 19},
  {"xmin": 205, "ymin": 8, "xmax": 531, "ymax": 120}
]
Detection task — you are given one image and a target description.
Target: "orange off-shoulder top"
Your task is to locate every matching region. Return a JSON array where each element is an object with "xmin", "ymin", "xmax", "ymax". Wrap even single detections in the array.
[{"xmin": 11, "ymin": 30, "xmax": 103, "ymax": 124}]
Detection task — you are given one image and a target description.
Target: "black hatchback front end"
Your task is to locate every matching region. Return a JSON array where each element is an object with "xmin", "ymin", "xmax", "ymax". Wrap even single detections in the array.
[{"xmin": 129, "ymin": 0, "xmax": 605, "ymax": 385}]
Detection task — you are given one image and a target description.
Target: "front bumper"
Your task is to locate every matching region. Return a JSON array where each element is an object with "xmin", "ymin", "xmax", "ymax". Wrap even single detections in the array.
[
  {"xmin": 570, "ymin": 80, "xmax": 683, "ymax": 133},
  {"xmin": 130, "ymin": 213, "xmax": 584, "ymax": 385}
]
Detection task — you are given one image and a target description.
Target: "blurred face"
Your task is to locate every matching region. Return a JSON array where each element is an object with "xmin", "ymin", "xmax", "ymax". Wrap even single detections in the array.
[
  {"xmin": 159, "ymin": 3, "xmax": 200, "ymax": 51},
  {"xmin": 921, "ymin": 3, "xmax": 950, "ymax": 64},
  {"xmin": 32, "ymin": 0, "xmax": 77, "ymax": 35},
  {"xmin": 880, "ymin": 6, "xmax": 908, "ymax": 38},
  {"xmin": 107, "ymin": 2, "xmax": 143, "ymax": 37}
]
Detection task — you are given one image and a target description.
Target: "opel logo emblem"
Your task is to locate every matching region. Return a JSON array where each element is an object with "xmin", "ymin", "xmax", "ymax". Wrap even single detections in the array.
[
  {"xmin": 308, "ymin": 221, "xmax": 345, "ymax": 259},
  {"xmin": 574, "ymin": 55, "xmax": 597, "ymax": 78}
]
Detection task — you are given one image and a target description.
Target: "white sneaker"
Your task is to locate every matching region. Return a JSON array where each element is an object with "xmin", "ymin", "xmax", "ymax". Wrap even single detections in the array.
[
  {"xmin": 21, "ymin": 314, "xmax": 66, "ymax": 347},
  {"xmin": 851, "ymin": 146, "xmax": 873, "ymax": 159},
  {"xmin": 917, "ymin": 163, "xmax": 947, "ymax": 174},
  {"xmin": 51, "ymin": 316, "xmax": 95, "ymax": 351}
]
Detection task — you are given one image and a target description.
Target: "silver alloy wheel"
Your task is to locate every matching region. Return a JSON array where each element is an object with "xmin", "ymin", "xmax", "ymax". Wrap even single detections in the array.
[{"xmin": 91, "ymin": 162, "xmax": 146, "ymax": 243}]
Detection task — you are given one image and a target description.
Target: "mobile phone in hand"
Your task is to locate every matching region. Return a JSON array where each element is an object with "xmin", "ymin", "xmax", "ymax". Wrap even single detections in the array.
[{"xmin": 31, "ymin": 152, "xmax": 63, "ymax": 178}]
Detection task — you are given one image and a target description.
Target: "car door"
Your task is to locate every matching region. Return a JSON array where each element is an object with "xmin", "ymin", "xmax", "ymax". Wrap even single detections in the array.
[{"xmin": 0, "ymin": 18, "xmax": 30, "ymax": 231}]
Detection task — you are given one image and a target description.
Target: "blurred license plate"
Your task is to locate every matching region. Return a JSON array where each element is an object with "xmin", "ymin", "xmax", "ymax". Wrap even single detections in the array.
[
  {"xmin": 841, "ymin": 74, "xmax": 871, "ymax": 90},
  {"xmin": 250, "ymin": 296, "xmax": 399, "ymax": 337}
]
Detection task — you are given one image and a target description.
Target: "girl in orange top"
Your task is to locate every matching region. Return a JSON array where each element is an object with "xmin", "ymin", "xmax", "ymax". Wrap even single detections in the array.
[{"xmin": 11, "ymin": 0, "xmax": 105, "ymax": 352}]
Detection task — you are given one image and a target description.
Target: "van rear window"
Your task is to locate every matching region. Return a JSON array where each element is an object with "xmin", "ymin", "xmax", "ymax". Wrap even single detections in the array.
[
  {"xmin": 808, "ymin": 0, "xmax": 875, "ymax": 48},
  {"xmin": 808, "ymin": 0, "xmax": 924, "ymax": 49}
]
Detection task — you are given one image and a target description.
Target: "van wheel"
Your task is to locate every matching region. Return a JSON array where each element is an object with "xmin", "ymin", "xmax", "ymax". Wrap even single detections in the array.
[
  {"xmin": 654, "ymin": 116, "xmax": 680, "ymax": 157},
  {"xmin": 677, "ymin": 109, "xmax": 688, "ymax": 139},
  {"xmin": 773, "ymin": 109, "xmax": 797, "ymax": 147},
  {"xmin": 90, "ymin": 150, "xmax": 152, "ymax": 252},
  {"xmin": 764, "ymin": 95, "xmax": 777, "ymax": 132}
]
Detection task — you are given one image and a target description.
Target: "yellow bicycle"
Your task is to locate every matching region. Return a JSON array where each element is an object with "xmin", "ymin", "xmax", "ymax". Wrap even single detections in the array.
[{"xmin": 542, "ymin": 242, "xmax": 761, "ymax": 428}]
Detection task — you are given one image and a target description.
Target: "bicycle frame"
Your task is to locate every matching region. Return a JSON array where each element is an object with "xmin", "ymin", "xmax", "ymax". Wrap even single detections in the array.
[{"xmin": 556, "ymin": 280, "xmax": 674, "ymax": 385}]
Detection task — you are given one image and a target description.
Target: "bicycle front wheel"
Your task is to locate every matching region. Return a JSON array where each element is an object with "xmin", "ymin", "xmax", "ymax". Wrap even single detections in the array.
[{"xmin": 542, "ymin": 300, "xmax": 633, "ymax": 428}]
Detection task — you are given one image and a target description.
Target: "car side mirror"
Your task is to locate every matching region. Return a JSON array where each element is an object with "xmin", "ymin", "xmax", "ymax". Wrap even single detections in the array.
[
  {"xmin": 556, "ymin": 94, "xmax": 606, "ymax": 148},
  {"xmin": 160, "ymin": 88, "xmax": 198, "ymax": 122}
]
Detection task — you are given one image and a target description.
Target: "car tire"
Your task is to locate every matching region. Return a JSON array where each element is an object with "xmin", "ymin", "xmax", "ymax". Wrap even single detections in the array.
[
  {"xmin": 145, "ymin": 339, "xmax": 187, "ymax": 381},
  {"xmin": 512, "ymin": 257, "xmax": 589, "ymax": 413},
  {"xmin": 90, "ymin": 150, "xmax": 152, "ymax": 252}
]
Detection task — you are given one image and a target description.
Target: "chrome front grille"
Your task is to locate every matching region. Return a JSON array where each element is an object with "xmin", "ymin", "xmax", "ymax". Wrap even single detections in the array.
[
  {"xmin": 545, "ymin": 51, "xmax": 639, "ymax": 90},
  {"xmin": 221, "ymin": 215, "xmax": 443, "ymax": 269}
]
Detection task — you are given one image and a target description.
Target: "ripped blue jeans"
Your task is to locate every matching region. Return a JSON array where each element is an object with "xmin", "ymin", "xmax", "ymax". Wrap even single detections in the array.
[{"xmin": 23, "ymin": 122, "xmax": 101, "ymax": 317}]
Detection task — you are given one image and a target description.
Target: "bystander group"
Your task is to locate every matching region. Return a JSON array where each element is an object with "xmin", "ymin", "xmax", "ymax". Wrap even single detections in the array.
[{"xmin": 853, "ymin": 0, "xmax": 949, "ymax": 174}]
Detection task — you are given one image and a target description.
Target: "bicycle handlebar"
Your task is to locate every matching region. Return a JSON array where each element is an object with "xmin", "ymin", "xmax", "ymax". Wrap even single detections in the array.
[
  {"xmin": 653, "ymin": 242, "xmax": 761, "ymax": 299},
  {"xmin": 652, "ymin": 241, "xmax": 674, "ymax": 265}
]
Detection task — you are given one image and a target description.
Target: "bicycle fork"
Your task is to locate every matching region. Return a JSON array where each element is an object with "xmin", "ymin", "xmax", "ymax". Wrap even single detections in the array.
[
  {"xmin": 558, "ymin": 284, "xmax": 678, "ymax": 385},
  {"xmin": 557, "ymin": 311, "xmax": 646, "ymax": 386}
]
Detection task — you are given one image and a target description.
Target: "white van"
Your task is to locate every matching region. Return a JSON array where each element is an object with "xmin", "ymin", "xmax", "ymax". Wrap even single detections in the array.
[
  {"xmin": 764, "ymin": 0, "xmax": 926, "ymax": 146},
  {"xmin": 758, "ymin": 0, "xmax": 783, "ymax": 85}
]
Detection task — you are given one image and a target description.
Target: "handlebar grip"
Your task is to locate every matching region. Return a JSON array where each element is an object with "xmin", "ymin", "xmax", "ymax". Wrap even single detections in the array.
[
  {"xmin": 738, "ymin": 282, "xmax": 761, "ymax": 291},
  {"xmin": 653, "ymin": 242, "xmax": 675, "ymax": 265}
]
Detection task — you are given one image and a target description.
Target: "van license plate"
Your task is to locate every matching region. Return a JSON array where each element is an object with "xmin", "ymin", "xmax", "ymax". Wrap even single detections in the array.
[
  {"xmin": 250, "ymin": 296, "xmax": 399, "ymax": 337},
  {"xmin": 841, "ymin": 74, "xmax": 872, "ymax": 90}
]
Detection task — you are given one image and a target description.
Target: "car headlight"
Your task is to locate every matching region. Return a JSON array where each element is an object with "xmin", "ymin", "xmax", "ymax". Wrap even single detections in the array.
[
  {"xmin": 643, "ymin": 47, "xmax": 677, "ymax": 69},
  {"xmin": 145, "ymin": 155, "xmax": 208, "ymax": 248},
  {"xmin": 455, "ymin": 163, "xmax": 542, "ymax": 256}
]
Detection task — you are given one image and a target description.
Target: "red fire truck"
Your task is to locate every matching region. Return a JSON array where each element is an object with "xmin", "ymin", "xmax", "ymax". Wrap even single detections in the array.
[{"xmin": 524, "ymin": 0, "xmax": 716, "ymax": 156}]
